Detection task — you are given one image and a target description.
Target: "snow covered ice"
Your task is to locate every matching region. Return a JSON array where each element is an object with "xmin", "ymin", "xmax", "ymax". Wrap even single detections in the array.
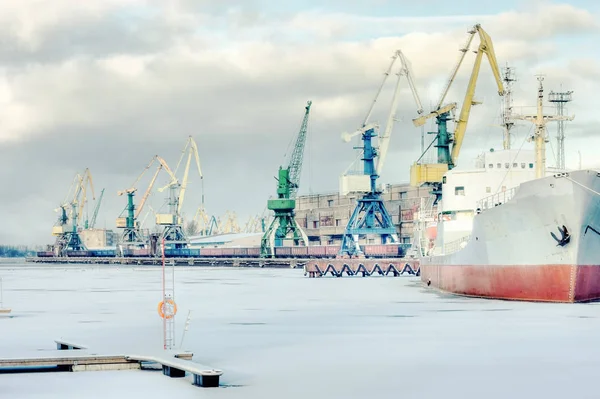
[{"xmin": 1, "ymin": 261, "xmax": 599, "ymax": 399}]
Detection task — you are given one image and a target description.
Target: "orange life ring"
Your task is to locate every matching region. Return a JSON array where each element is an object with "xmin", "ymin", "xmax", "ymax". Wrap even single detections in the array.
[{"xmin": 158, "ymin": 299, "xmax": 178, "ymax": 319}]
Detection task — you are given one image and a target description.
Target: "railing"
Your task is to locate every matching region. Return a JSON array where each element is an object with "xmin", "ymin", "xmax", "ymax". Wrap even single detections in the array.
[{"xmin": 476, "ymin": 187, "xmax": 518, "ymax": 211}]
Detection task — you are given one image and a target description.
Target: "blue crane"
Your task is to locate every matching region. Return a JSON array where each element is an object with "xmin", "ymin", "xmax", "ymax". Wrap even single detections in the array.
[
  {"xmin": 260, "ymin": 101, "xmax": 312, "ymax": 258},
  {"xmin": 339, "ymin": 50, "xmax": 423, "ymax": 257}
]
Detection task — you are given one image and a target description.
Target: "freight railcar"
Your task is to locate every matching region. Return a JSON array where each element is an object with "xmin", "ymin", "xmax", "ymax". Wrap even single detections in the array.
[{"xmin": 37, "ymin": 243, "xmax": 409, "ymax": 259}]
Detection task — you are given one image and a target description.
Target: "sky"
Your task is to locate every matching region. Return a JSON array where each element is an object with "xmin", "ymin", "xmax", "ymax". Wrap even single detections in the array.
[{"xmin": 0, "ymin": 0, "xmax": 598, "ymax": 246}]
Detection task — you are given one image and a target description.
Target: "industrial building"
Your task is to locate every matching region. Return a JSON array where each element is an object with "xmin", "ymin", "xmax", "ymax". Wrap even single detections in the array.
[
  {"xmin": 294, "ymin": 183, "xmax": 435, "ymax": 246},
  {"xmin": 79, "ymin": 228, "xmax": 116, "ymax": 249}
]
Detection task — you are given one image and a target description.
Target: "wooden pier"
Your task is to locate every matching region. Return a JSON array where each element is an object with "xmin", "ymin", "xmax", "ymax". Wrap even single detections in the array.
[{"xmin": 0, "ymin": 339, "xmax": 222, "ymax": 388}]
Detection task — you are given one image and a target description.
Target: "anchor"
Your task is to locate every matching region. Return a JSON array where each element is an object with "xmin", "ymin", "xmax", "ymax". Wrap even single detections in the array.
[{"xmin": 550, "ymin": 225, "xmax": 571, "ymax": 247}]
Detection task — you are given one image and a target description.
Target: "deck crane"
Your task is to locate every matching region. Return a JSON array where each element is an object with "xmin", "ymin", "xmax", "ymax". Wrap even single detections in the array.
[
  {"xmin": 409, "ymin": 24, "xmax": 504, "ymax": 202},
  {"xmin": 156, "ymin": 136, "xmax": 203, "ymax": 251},
  {"xmin": 116, "ymin": 155, "xmax": 178, "ymax": 254},
  {"xmin": 338, "ymin": 49, "xmax": 424, "ymax": 257},
  {"xmin": 260, "ymin": 101, "xmax": 312, "ymax": 258}
]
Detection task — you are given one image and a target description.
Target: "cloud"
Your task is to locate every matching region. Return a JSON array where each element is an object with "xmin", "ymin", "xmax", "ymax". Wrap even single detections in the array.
[{"xmin": 0, "ymin": 1, "xmax": 597, "ymax": 245}]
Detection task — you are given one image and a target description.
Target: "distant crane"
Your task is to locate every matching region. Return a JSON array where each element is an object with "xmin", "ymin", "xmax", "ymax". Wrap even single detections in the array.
[
  {"xmin": 339, "ymin": 49, "xmax": 423, "ymax": 257},
  {"xmin": 85, "ymin": 188, "xmax": 105, "ymax": 229},
  {"xmin": 156, "ymin": 136, "xmax": 203, "ymax": 251},
  {"xmin": 116, "ymin": 155, "xmax": 178, "ymax": 254},
  {"xmin": 52, "ymin": 168, "xmax": 95, "ymax": 256},
  {"xmin": 410, "ymin": 24, "xmax": 504, "ymax": 203},
  {"xmin": 260, "ymin": 101, "xmax": 312, "ymax": 258}
]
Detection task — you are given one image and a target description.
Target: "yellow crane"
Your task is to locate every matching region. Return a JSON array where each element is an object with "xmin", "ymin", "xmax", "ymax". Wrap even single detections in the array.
[
  {"xmin": 410, "ymin": 24, "xmax": 505, "ymax": 194},
  {"xmin": 53, "ymin": 168, "xmax": 95, "ymax": 234},
  {"xmin": 74, "ymin": 168, "xmax": 95, "ymax": 227},
  {"xmin": 155, "ymin": 136, "xmax": 203, "ymax": 250},
  {"xmin": 51, "ymin": 168, "xmax": 94, "ymax": 255},
  {"xmin": 157, "ymin": 136, "xmax": 203, "ymax": 219}
]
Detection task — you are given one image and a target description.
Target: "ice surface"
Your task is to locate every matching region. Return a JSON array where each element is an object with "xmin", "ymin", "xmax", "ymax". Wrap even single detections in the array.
[{"xmin": 1, "ymin": 261, "xmax": 599, "ymax": 399}]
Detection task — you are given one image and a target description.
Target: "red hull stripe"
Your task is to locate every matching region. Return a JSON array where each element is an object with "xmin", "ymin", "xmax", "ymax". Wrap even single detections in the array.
[{"xmin": 420, "ymin": 264, "xmax": 600, "ymax": 303}]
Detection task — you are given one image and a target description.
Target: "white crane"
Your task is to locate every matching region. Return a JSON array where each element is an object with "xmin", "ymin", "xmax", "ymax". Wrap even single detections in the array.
[{"xmin": 340, "ymin": 49, "xmax": 423, "ymax": 193}]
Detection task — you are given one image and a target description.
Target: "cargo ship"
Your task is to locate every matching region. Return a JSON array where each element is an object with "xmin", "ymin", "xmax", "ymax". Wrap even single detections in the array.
[{"xmin": 417, "ymin": 77, "xmax": 600, "ymax": 303}]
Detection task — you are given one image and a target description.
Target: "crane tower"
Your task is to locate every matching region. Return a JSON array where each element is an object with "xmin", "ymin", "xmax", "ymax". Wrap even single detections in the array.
[
  {"xmin": 410, "ymin": 24, "xmax": 505, "ymax": 203},
  {"xmin": 260, "ymin": 101, "xmax": 312, "ymax": 258},
  {"xmin": 339, "ymin": 49, "xmax": 424, "ymax": 257},
  {"xmin": 52, "ymin": 169, "xmax": 95, "ymax": 256}
]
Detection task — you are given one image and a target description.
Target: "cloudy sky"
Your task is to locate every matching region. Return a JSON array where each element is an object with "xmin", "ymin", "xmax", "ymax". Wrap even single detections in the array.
[{"xmin": 1, "ymin": 0, "xmax": 598, "ymax": 246}]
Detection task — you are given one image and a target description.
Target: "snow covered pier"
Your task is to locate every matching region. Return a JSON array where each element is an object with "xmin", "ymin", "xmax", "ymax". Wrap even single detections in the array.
[
  {"xmin": 303, "ymin": 258, "xmax": 420, "ymax": 277},
  {"xmin": 0, "ymin": 339, "xmax": 222, "ymax": 388}
]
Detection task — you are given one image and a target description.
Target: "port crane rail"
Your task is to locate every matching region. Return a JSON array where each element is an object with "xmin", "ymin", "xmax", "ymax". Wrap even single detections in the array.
[
  {"xmin": 409, "ymin": 24, "xmax": 505, "ymax": 202},
  {"xmin": 339, "ymin": 49, "xmax": 423, "ymax": 256}
]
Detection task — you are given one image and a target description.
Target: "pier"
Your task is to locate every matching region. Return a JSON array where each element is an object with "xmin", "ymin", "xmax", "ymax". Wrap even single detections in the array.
[
  {"xmin": 25, "ymin": 256, "xmax": 420, "ymax": 278},
  {"xmin": 303, "ymin": 258, "xmax": 420, "ymax": 277},
  {"xmin": 0, "ymin": 339, "xmax": 222, "ymax": 388},
  {"xmin": 25, "ymin": 256, "xmax": 306, "ymax": 268}
]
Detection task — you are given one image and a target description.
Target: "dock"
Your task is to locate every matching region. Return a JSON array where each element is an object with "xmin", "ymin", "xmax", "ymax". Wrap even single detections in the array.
[
  {"xmin": 0, "ymin": 339, "xmax": 223, "ymax": 388},
  {"xmin": 303, "ymin": 258, "xmax": 420, "ymax": 277},
  {"xmin": 25, "ymin": 257, "xmax": 419, "ymax": 275},
  {"xmin": 25, "ymin": 256, "xmax": 307, "ymax": 268}
]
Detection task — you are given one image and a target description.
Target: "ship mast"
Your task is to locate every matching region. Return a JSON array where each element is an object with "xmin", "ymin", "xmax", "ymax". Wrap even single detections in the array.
[
  {"xmin": 512, "ymin": 76, "xmax": 574, "ymax": 179},
  {"xmin": 501, "ymin": 64, "xmax": 516, "ymax": 150}
]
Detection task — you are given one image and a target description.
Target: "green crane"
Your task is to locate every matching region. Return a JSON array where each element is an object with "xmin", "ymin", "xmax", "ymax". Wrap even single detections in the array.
[{"xmin": 260, "ymin": 101, "xmax": 312, "ymax": 257}]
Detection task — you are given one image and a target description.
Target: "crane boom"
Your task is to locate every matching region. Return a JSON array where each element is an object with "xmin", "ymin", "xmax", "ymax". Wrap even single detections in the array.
[
  {"xmin": 409, "ymin": 24, "xmax": 504, "ymax": 200},
  {"xmin": 136, "ymin": 165, "xmax": 162, "ymax": 219},
  {"xmin": 287, "ymin": 101, "xmax": 311, "ymax": 199},
  {"xmin": 89, "ymin": 188, "xmax": 105, "ymax": 228},
  {"xmin": 376, "ymin": 50, "xmax": 424, "ymax": 176},
  {"xmin": 450, "ymin": 24, "xmax": 504, "ymax": 163},
  {"xmin": 436, "ymin": 27, "xmax": 477, "ymax": 110}
]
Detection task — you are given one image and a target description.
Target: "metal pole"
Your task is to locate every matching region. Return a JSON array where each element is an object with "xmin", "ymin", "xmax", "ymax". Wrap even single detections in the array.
[
  {"xmin": 162, "ymin": 238, "xmax": 166, "ymax": 350},
  {"xmin": 171, "ymin": 251, "xmax": 176, "ymax": 348}
]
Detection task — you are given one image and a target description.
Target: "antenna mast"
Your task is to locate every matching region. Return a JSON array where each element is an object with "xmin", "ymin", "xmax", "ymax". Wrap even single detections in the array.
[
  {"xmin": 512, "ymin": 75, "xmax": 574, "ymax": 178},
  {"xmin": 501, "ymin": 64, "xmax": 516, "ymax": 149},
  {"xmin": 548, "ymin": 87, "xmax": 573, "ymax": 170}
]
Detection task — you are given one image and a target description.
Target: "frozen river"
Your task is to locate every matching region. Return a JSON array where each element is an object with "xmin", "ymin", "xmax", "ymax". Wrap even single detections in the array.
[{"xmin": 1, "ymin": 261, "xmax": 599, "ymax": 399}]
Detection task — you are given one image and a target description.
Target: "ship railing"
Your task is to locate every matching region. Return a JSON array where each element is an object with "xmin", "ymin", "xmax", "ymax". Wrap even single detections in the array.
[
  {"xmin": 476, "ymin": 187, "xmax": 518, "ymax": 212},
  {"xmin": 442, "ymin": 235, "xmax": 471, "ymax": 255}
]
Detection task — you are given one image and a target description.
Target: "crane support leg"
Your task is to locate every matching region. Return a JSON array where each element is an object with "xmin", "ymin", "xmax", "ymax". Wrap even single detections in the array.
[
  {"xmin": 339, "ymin": 195, "xmax": 398, "ymax": 257},
  {"xmin": 260, "ymin": 212, "xmax": 308, "ymax": 258}
]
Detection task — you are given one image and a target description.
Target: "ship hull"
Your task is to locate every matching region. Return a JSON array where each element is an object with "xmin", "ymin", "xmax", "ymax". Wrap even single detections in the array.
[
  {"xmin": 421, "ymin": 264, "xmax": 600, "ymax": 303},
  {"xmin": 420, "ymin": 170, "xmax": 600, "ymax": 303}
]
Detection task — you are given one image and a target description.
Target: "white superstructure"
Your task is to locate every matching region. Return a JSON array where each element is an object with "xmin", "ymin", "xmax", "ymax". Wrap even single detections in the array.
[{"xmin": 432, "ymin": 148, "xmax": 565, "ymax": 255}]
